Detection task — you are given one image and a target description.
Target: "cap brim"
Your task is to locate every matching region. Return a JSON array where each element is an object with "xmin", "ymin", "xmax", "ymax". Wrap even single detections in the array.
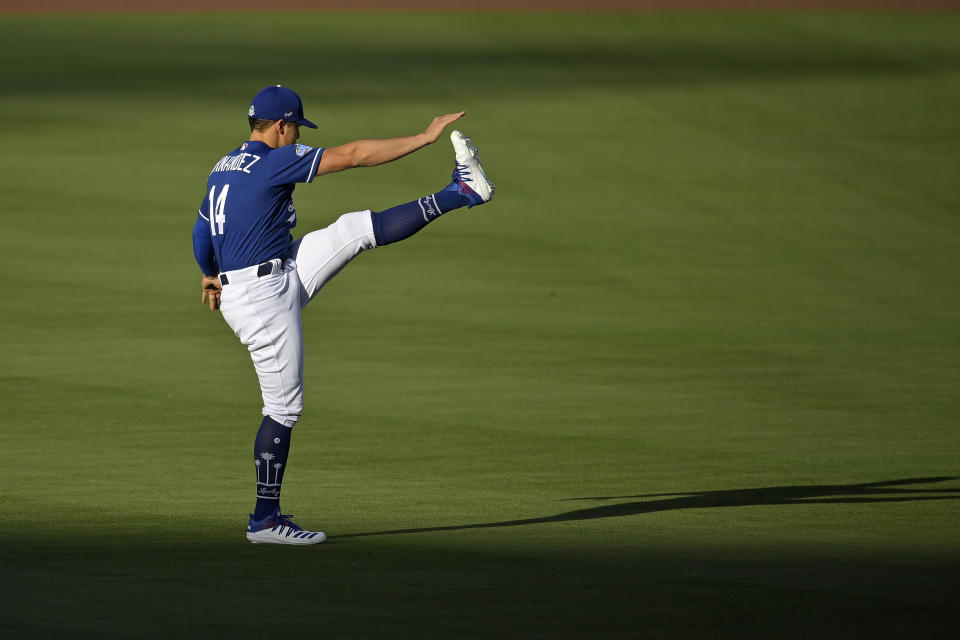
[{"xmin": 297, "ymin": 118, "xmax": 318, "ymax": 129}]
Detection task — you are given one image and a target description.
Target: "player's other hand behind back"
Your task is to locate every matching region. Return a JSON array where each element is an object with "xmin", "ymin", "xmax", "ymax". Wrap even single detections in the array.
[{"xmin": 201, "ymin": 274, "xmax": 222, "ymax": 310}]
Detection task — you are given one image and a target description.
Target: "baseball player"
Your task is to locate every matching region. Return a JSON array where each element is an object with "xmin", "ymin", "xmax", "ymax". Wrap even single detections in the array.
[{"xmin": 192, "ymin": 85, "xmax": 494, "ymax": 545}]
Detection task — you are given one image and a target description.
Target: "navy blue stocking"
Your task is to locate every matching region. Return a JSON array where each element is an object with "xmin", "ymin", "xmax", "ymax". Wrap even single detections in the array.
[
  {"xmin": 252, "ymin": 416, "xmax": 292, "ymax": 519},
  {"xmin": 371, "ymin": 185, "xmax": 469, "ymax": 246}
]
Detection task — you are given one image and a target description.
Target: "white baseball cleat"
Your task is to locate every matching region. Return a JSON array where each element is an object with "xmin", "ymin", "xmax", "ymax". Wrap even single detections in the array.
[
  {"xmin": 450, "ymin": 130, "xmax": 495, "ymax": 208},
  {"xmin": 247, "ymin": 509, "xmax": 326, "ymax": 545}
]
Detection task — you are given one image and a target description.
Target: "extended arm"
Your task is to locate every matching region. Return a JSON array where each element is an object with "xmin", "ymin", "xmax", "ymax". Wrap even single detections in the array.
[{"xmin": 315, "ymin": 111, "xmax": 465, "ymax": 176}]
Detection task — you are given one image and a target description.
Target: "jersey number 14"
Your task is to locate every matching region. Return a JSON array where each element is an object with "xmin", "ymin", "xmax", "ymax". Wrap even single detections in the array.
[{"xmin": 208, "ymin": 184, "xmax": 229, "ymax": 236}]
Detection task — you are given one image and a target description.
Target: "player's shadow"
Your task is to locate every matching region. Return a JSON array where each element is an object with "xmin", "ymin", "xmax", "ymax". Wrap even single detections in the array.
[{"xmin": 336, "ymin": 476, "xmax": 960, "ymax": 540}]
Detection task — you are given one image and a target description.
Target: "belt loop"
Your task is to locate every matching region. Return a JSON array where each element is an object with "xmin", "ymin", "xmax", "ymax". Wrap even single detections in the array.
[{"xmin": 219, "ymin": 259, "xmax": 281, "ymax": 287}]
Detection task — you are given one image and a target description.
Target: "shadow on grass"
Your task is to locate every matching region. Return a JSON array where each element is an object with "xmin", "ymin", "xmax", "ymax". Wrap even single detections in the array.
[
  {"xmin": 337, "ymin": 476, "xmax": 960, "ymax": 539},
  {"xmin": 4, "ymin": 477, "xmax": 958, "ymax": 638}
]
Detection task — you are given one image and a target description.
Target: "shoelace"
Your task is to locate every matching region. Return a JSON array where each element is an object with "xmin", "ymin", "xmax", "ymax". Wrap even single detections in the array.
[
  {"xmin": 454, "ymin": 161, "xmax": 474, "ymax": 183},
  {"xmin": 271, "ymin": 514, "xmax": 303, "ymax": 535}
]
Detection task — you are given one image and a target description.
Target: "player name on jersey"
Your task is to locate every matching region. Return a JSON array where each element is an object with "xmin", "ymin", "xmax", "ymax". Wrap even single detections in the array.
[{"xmin": 210, "ymin": 152, "xmax": 262, "ymax": 175}]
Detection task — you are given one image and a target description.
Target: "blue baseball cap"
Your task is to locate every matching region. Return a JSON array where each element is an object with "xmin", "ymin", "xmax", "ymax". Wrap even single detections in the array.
[{"xmin": 248, "ymin": 85, "xmax": 317, "ymax": 129}]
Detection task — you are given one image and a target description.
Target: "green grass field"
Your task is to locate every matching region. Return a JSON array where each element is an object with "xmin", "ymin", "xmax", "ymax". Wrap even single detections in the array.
[{"xmin": 1, "ymin": 10, "xmax": 959, "ymax": 638}]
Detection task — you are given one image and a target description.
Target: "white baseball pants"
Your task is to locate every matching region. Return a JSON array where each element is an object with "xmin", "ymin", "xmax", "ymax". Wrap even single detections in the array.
[{"xmin": 218, "ymin": 210, "xmax": 377, "ymax": 426}]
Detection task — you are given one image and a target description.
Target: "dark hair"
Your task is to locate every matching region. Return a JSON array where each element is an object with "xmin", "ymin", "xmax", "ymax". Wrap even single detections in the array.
[
  {"xmin": 249, "ymin": 117, "xmax": 277, "ymax": 132},
  {"xmin": 249, "ymin": 117, "xmax": 301, "ymax": 132}
]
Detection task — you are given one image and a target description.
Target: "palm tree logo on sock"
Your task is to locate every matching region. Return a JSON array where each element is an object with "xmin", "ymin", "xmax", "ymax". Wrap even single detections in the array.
[{"xmin": 256, "ymin": 452, "xmax": 280, "ymax": 498}]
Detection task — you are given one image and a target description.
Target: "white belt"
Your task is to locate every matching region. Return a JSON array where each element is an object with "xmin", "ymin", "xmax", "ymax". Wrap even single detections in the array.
[{"xmin": 218, "ymin": 258, "xmax": 283, "ymax": 286}]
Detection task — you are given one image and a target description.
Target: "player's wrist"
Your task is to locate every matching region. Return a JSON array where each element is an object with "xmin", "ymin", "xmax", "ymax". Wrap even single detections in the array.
[{"xmin": 416, "ymin": 131, "xmax": 436, "ymax": 146}]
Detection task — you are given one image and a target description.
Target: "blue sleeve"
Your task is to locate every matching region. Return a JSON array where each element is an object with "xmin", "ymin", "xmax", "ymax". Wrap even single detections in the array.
[
  {"xmin": 264, "ymin": 144, "xmax": 324, "ymax": 186},
  {"xmin": 192, "ymin": 211, "xmax": 218, "ymax": 276}
]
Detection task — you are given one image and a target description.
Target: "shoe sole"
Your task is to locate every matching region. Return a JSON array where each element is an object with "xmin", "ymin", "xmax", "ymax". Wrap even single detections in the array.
[
  {"xmin": 451, "ymin": 130, "xmax": 495, "ymax": 202},
  {"xmin": 247, "ymin": 531, "xmax": 327, "ymax": 545}
]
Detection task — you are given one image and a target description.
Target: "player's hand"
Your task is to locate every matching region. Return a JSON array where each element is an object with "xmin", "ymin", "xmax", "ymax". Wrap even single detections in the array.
[
  {"xmin": 201, "ymin": 274, "xmax": 222, "ymax": 311},
  {"xmin": 423, "ymin": 111, "xmax": 466, "ymax": 143}
]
